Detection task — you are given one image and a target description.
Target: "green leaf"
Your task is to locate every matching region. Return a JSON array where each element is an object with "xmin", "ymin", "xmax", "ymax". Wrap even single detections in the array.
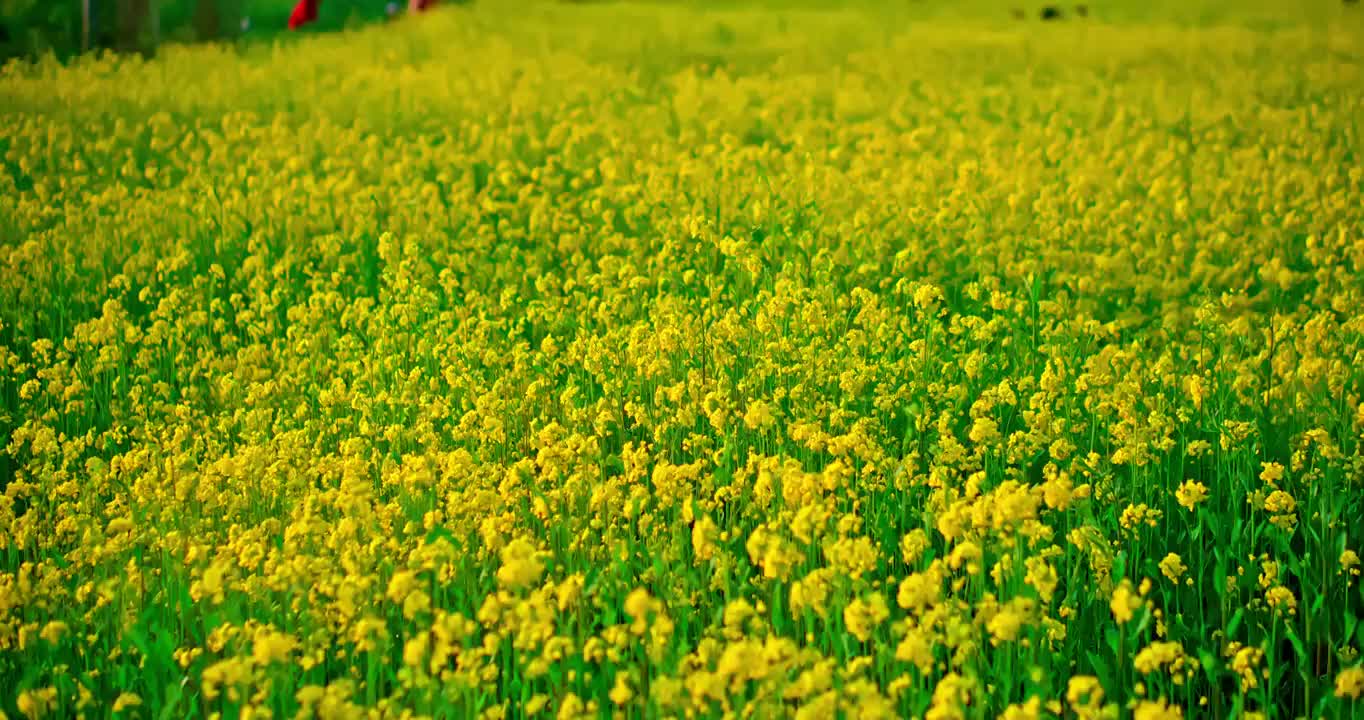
[
  {"xmin": 1283, "ymin": 628, "xmax": 1307, "ymax": 663},
  {"xmin": 1086, "ymin": 650, "xmax": 1114, "ymax": 689},
  {"xmin": 1198, "ymin": 650, "xmax": 1219, "ymax": 683},
  {"xmin": 1226, "ymin": 609, "xmax": 1244, "ymax": 638},
  {"xmin": 157, "ymin": 682, "xmax": 185, "ymax": 720}
]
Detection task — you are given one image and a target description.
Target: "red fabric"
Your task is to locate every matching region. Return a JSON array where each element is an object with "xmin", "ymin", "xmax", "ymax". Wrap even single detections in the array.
[{"xmin": 288, "ymin": 0, "xmax": 320, "ymax": 29}]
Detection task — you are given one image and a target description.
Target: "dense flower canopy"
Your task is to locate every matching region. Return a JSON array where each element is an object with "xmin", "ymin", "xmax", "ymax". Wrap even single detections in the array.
[{"xmin": 2, "ymin": 0, "xmax": 1364, "ymax": 718}]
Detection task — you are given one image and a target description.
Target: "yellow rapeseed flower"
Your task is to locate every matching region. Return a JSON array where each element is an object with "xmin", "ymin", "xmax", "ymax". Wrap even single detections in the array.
[
  {"xmin": 1110, "ymin": 581, "xmax": 1141, "ymax": 624},
  {"xmin": 1158, "ymin": 553, "xmax": 1186, "ymax": 583},
  {"xmin": 1336, "ymin": 666, "xmax": 1364, "ymax": 699},
  {"xmin": 1174, "ymin": 481, "xmax": 1208, "ymax": 511}
]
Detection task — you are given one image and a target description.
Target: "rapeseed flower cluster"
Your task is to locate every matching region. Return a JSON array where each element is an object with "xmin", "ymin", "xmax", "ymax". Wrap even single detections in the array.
[{"xmin": 2, "ymin": 0, "xmax": 1363, "ymax": 717}]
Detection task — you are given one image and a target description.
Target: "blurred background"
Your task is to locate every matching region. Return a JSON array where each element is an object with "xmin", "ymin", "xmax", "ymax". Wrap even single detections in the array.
[
  {"xmin": 0, "ymin": 0, "xmax": 395, "ymax": 59},
  {"xmin": 1, "ymin": 0, "xmax": 1355, "ymax": 64}
]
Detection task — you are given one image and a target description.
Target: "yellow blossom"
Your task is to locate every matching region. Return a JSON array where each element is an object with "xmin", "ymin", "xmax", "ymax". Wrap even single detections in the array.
[
  {"xmin": 112, "ymin": 693, "xmax": 142, "ymax": 713},
  {"xmin": 1110, "ymin": 581, "xmax": 1141, "ymax": 624},
  {"xmin": 1132, "ymin": 698, "xmax": 1183, "ymax": 720},
  {"xmin": 843, "ymin": 593, "xmax": 890, "ymax": 642},
  {"xmin": 496, "ymin": 538, "xmax": 547, "ymax": 592},
  {"xmin": 1336, "ymin": 666, "xmax": 1364, "ymax": 699},
  {"xmin": 1158, "ymin": 553, "xmax": 1186, "ymax": 583},
  {"xmin": 1174, "ymin": 481, "xmax": 1208, "ymax": 511}
]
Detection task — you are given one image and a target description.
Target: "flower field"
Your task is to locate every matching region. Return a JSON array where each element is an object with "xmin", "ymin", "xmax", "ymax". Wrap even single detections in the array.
[{"xmin": 3, "ymin": 0, "xmax": 1364, "ymax": 717}]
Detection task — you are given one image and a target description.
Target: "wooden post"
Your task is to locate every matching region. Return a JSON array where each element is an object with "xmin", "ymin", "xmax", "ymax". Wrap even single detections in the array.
[
  {"xmin": 194, "ymin": 0, "xmax": 219, "ymax": 40},
  {"xmin": 197, "ymin": 0, "xmax": 245, "ymax": 41},
  {"xmin": 82, "ymin": 0, "xmax": 92, "ymax": 52},
  {"xmin": 116, "ymin": 0, "xmax": 151, "ymax": 52}
]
